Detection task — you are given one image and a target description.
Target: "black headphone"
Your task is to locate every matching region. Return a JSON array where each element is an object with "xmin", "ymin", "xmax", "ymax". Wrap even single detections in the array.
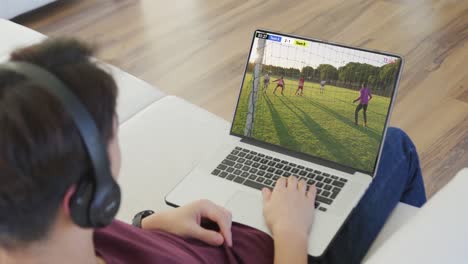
[{"xmin": 0, "ymin": 61, "xmax": 121, "ymax": 228}]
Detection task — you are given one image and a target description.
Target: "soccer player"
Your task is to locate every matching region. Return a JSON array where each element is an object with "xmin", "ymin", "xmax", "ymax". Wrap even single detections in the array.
[
  {"xmin": 262, "ymin": 73, "xmax": 270, "ymax": 93},
  {"xmin": 295, "ymin": 76, "xmax": 305, "ymax": 96},
  {"xmin": 353, "ymin": 83, "xmax": 373, "ymax": 127},
  {"xmin": 320, "ymin": 80, "xmax": 326, "ymax": 94},
  {"xmin": 273, "ymin": 76, "xmax": 285, "ymax": 96}
]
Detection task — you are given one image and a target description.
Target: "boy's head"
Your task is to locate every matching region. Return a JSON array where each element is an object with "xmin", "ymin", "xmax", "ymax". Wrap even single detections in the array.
[{"xmin": 0, "ymin": 38, "xmax": 120, "ymax": 249}]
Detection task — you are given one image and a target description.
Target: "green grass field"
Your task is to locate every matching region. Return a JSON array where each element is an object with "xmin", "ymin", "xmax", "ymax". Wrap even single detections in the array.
[{"xmin": 232, "ymin": 73, "xmax": 392, "ymax": 172}]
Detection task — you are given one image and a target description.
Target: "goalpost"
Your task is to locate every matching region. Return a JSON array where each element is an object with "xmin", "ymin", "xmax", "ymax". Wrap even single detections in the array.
[{"xmin": 244, "ymin": 37, "xmax": 266, "ymax": 137}]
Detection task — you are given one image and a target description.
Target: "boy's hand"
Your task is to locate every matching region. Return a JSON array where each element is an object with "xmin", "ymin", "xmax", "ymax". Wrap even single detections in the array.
[
  {"xmin": 262, "ymin": 176, "xmax": 316, "ymax": 240},
  {"xmin": 142, "ymin": 199, "xmax": 233, "ymax": 247}
]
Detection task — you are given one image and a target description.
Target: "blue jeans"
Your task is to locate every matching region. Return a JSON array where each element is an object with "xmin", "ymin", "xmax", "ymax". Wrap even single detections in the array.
[{"xmin": 315, "ymin": 127, "xmax": 427, "ymax": 264}]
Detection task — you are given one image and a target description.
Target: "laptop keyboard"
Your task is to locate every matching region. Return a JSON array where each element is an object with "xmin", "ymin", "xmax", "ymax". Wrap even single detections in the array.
[{"xmin": 211, "ymin": 147, "xmax": 348, "ymax": 212}]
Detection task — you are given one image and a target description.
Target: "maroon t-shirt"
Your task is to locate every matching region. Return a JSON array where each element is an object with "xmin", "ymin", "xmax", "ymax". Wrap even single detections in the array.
[{"xmin": 94, "ymin": 220, "xmax": 274, "ymax": 264}]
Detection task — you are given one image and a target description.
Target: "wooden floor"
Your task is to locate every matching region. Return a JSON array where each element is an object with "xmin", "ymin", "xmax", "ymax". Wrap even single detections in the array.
[{"xmin": 14, "ymin": 0, "xmax": 468, "ymax": 198}]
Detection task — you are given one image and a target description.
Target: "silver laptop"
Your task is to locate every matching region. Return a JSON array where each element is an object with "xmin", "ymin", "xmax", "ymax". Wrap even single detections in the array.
[{"xmin": 166, "ymin": 30, "xmax": 403, "ymax": 257}]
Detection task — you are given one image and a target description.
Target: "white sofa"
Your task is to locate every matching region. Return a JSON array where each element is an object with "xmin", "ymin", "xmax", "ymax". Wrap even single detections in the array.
[
  {"xmin": 0, "ymin": 0, "xmax": 58, "ymax": 19},
  {"xmin": 1, "ymin": 19, "xmax": 466, "ymax": 263}
]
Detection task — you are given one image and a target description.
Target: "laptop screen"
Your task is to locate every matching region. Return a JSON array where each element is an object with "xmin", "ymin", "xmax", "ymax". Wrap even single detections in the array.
[{"xmin": 231, "ymin": 30, "xmax": 402, "ymax": 175}]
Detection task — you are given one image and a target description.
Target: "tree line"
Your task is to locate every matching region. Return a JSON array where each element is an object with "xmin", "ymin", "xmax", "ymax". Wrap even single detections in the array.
[{"xmin": 247, "ymin": 60, "xmax": 400, "ymax": 97}]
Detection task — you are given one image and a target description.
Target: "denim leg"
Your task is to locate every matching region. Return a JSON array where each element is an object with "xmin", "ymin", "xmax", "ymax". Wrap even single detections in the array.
[{"xmin": 318, "ymin": 127, "xmax": 427, "ymax": 264}]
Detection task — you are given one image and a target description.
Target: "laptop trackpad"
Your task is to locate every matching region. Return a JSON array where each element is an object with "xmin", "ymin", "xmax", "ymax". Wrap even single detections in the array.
[{"xmin": 225, "ymin": 191, "xmax": 267, "ymax": 232}]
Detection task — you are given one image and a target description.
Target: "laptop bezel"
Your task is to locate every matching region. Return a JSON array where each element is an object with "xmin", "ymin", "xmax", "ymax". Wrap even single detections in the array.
[{"xmin": 229, "ymin": 29, "xmax": 404, "ymax": 177}]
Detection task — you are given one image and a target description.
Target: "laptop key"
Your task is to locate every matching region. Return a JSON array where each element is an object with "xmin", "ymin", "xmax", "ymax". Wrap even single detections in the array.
[
  {"xmin": 226, "ymin": 167, "xmax": 234, "ymax": 173},
  {"xmin": 316, "ymin": 196, "xmax": 333, "ymax": 205},
  {"xmin": 291, "ymin": 168, "xmax": 299, "ymax": 173},
  {"xmin": 324, "ymin": 184, "xmax": 332, "ymax": 191},
  {"xmin": 339, "ymin": 178, "xmax": 348, "ymax": 183},
  {"xmin": 257, "ymin": 170, "xmax": 266, "ymax": 176},
  {"xmin": 241, "ymin": 149, "xmax": 249, "ymax": 152},
  {"xmin": 283, "ymin": 166, "xmax": 292, "ymax": 171},
  {"xmin": 324, "ymin": 178, "xmax": 332, "ymax": 184},
  {"xmin": 322, "ymin": 191, "xmax": 331, "ymax": 197},
  {"xmin": 273, "ymin": 158, "xmax": 280, "ymax": 162},
  {"xmin": 331, "ymin": 192, "xmax": 339, "ymax": 199},
  {"xmin": 332, "ymin": 180, "xmax": 345, "ymax": 188},
  {"xmin": 323, "ymin": 173, "xmax": 330, "ymax": 177},
  {"xmin": 264, "ymin": 179, "xmax": 273, "ymax": 186},
  {"xmin": 234, "ymin": 169, "xmax": 242, "ymax": 175},
  {"xmin": 307, "ymin": 179, "xmax": 316, "ymax": 185},
  {"xmin": 297, "ymin": 165, "xmax": 305, "ymax": 169},
  {"xmin": 248, "ymin": 175, "xmax": 257, "ymax": 180},
  {"xmin": 219, "ymin": 171, "xmax": 228, "ymax": 178},
  {"xmin": 242, "ymin": 166, "xmax": 250, "ymax": 171},
  {"xmin": 260, "ymin": 165, "xmax": 268, "ymax": 170},
  {"xmin": 238, "ymin": 152, "xmax": 246, "ymax": 157},
  {"xmin": 245, "ymin": 160, "xmax": 253, "ymax": 166},
  {"xmin": 258, "ymin": 153, "xmax": 265, "ymax": 157},
  {"xmin": 234, "ymin": 163, "xmax": 242, "ymax": 169},
  {"xmin": 244, "ymin": 179, "xmax": 268, "ymax": 191},
  {"xmin": 268, "ymin": 161, "xmax": 276, "ymax": 166},
  {"xmin": 256, "ymin": 177, "xmax": 265, "ymax": 183},
  {"xmin": 307, "ymin": 172, "xmax": 315, "ymax": 178},
  {"xmin": 234, "ymin": 176, "xmax": 246, "ymax": 183},
  {"xmin": 253, "ymin": 156, "xmax": 261, "ymax": 162},
  {"xmin": 226, "ymin": 155, "xmax": 238, "ymax": 161},
  {"xmin": 211, "ymin": 169, "xmax": 220, "ymax": 176},
  {"xmin": 281, "ymin": 160, "xmax": 288, "ymax": 164},
  {"xmin": 275, "ymin": 163, "xmax": 284, "ymax": 169},
  {"xmin": 238, "ymin": 158, "xmax": 246, "ymax": 163},
  {"xmin": 331, "ymin": 175, "xmax": 338, "ymax": 180},
  {"xmin": 267, "ymin": 167, "xmax": 276, "ymax": 173},
  {"xmin": 314, "ymin": 170, "xmax": 321, "ymax": 174},
  {"xmin": 299, "ymin": 170, "xmax": 307, "ymax": 176},
  {"xmin": 231, "ymin": 150, "xmax": 239, "ymax": 155},
  {"xmin": 222, "ymin": 159, "xmax": 235, "ymax": 166},
  {"xmin": 235, "ymin": 147, "xmax": 242, "ymax": 150},
  {"xmin": 333, "ymin": 187, "xmax": 341, "ymax": 193},
  {"xmin": 226, "ymin": 174, "xmax": 235, "ymax": 180},
  {"xmin": 246, "ymin": 154, "xmax": 254, "ymax": 160},
  {"xmin": 265, "ymin": 156, "xmax": 273, "ymax": 160},
  {"xmin": 316, "ymin": 175, "xmax": 324, "ymax": 181},
  {"xmin": 283, "ymin": 172, "xmax": 291, "ymax": 177},
  {"xmin": 305, "ymin": 168, "xmax": 313, "ymax": 172},
  {"xmin": 275, "ymin": 169, "xmax": 284, "ymax": 175},
  {"xmin": 261, "ymin": 159, "xmax": 269, "ymax": 164},
  {"xmin": 319, "ymin": 207, "xmax": 327, "ymax": 212},
  {"xmin": 241, "ymin": 172, "xmax": 250, "ymax": 178},
  {"xmin": 265, "ymin": 173, "xmax": 273, "ymax": 179},
  {"xmin": 316, "ymin": 182, "xmax": 324, "ymax": 188},
  {"xmin": 272, "ymin": 175, "xmax": 280, "ymax": 181},
  {"xmin": 217, "ymin": 164, "xmax": 227, "ymax": 170},
  {"xmin": 252, "ymin": 162, "xmax": 260, "ymax": 168}
]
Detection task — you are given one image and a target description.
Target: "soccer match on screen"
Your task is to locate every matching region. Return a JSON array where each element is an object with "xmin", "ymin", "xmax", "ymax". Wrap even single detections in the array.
[{"xmin": 232, "ymin": 32, "xmax": 401, "ymax": 173}]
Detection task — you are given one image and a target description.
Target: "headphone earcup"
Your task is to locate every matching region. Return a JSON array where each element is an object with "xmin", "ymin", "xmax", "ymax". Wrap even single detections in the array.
[{"xmin": 69, "ymin": 177, "xmax": 94, "ymax": 228}]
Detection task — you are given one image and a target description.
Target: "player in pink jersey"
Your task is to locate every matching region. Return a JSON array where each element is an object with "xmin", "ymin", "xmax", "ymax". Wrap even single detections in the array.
[
  {"xmin": 353, "ymin": 83, "xmax": 373, "ymax": 127},
  {"xmin": 273, "ymin": 76, "xmax": 285, "ymax": 96},
  {"xmin": 295, "ymin": 76, "xmax": 305, "ymax": 96}
]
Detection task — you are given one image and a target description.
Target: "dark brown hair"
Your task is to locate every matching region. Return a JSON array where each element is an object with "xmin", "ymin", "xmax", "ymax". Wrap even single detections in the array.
[{"xmin": 0, "ymin": 38, "xmax": 118, "ymax": 248}]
